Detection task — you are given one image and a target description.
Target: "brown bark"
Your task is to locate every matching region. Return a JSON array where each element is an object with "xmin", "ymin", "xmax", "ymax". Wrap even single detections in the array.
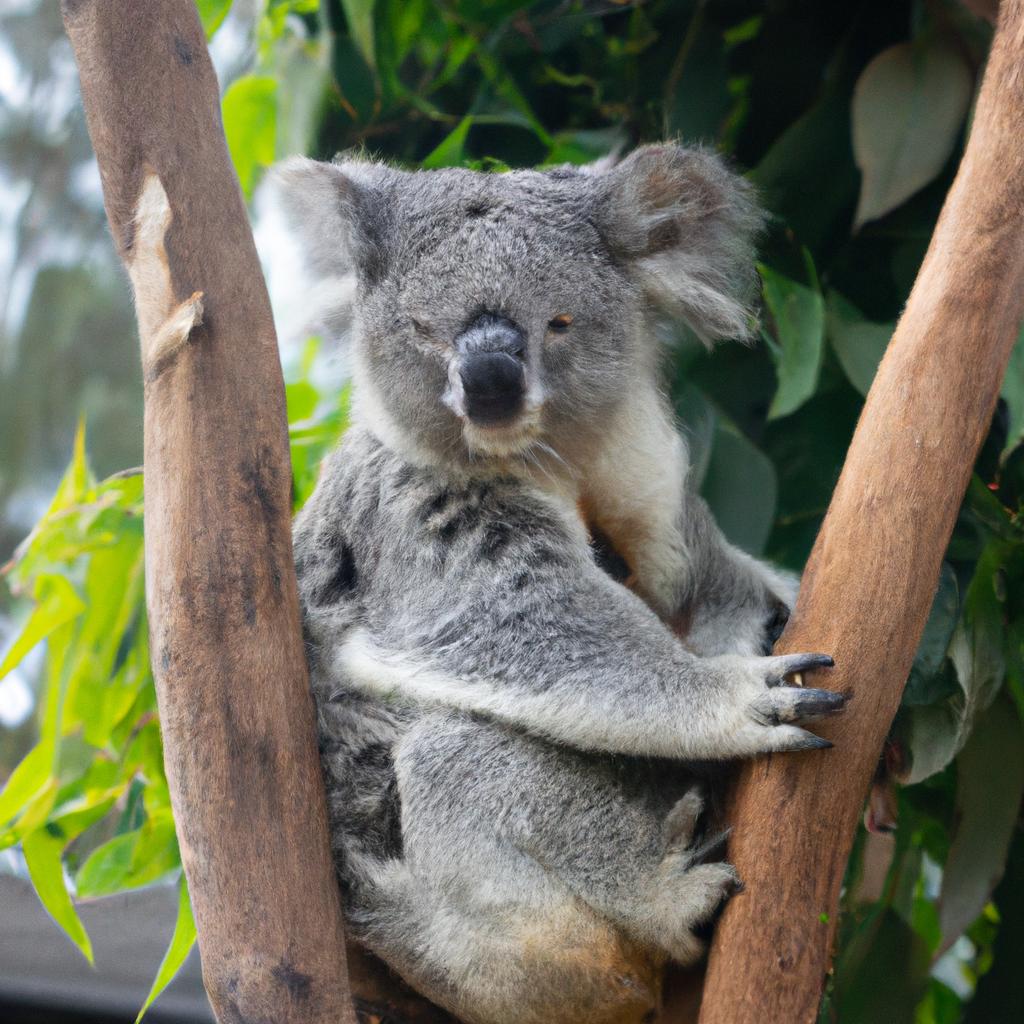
[
  {"xmin": 697, "ymin": 3, "xmax": 1024, "ymax": 1023},
  {"xmin": 61, "ymin": 2, "xmax": 356, "ymax": 1021}
]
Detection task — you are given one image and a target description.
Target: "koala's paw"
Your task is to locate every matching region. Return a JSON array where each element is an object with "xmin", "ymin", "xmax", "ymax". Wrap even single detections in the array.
[
  {"xmin": 644, "ymin": 787, "xmax": 740, "ymax": 964},
  {"xmin": 715, "ymin": 651, "xmax": 846, "ymax": 756}
]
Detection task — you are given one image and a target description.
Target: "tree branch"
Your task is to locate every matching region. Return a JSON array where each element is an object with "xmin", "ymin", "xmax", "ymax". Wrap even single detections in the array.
[
  {"xmin": 697, "ymin": 2, "xmax": 1024, "ymax": 1021},
  {"xmin": 62, "ymin": 3, "xmax": 356, "ymax": 1021}
]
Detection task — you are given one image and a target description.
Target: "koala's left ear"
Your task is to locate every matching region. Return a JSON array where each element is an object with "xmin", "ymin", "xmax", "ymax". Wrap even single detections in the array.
[
  {"xmin": 270, "ymin": 156, "xmax": 392, "ymax": 286},
  {"xmin": 595, "ymin": 145, "xmax": 764, "ymax": 344}
]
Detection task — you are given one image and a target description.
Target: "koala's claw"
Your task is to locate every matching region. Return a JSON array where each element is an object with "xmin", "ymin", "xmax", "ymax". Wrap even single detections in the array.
[
  {"xmin": 749, "ymin": 686, "xmax": 847, "ymax": 726},
  {"xmin": 764, "ymin": 652, "xmax": 834, "ymax": 686}
]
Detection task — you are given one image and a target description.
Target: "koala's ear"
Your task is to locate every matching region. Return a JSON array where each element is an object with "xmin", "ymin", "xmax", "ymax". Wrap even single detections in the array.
[
  {"xmin": 270, "ymin": 156, "xmax": 391, "ymax": 286},
  {"xmin": 595, "ymin": 145, "xmax": 764, "ymax": 344}
]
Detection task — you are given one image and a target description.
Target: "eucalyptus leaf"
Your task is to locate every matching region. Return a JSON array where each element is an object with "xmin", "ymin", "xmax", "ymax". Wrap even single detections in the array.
[
  {"xmin": 759, "ymin": 264, "xmax": 825, "ymax": 420},
  {"xmin": 422, "ymin": 115, "xmax": 473, "ymax": 169},
  {"xmin": 0, "ymin": 574, "xmax": 86, "ymax": 681},
  {"xmin": 222, "ymin": 75, "xmax": 278, "ymax": 199},
  {"xmin": 195, "ymin": 0, "xmax": 233, "ymax": 38},
  {"xmin": 23, "ymin": 828, "xmax": 94, "ymax": 964},
  {"xmin": 938, "ymin": 696, "xmax": 1024, "ymax": 955},
  {"xmin": 135, "ymin": 874, "xmax": 197, "ymax": 1022},
  {"xmin": 904, "ymin": 564, "xmax": 960, "ymax": 706},
  {"xmin": 1001, "ymin": 324, "xmax": 1024, "ymax": 455},
  {"xmin": 826, "ymin": 291, "xmax": 893, "ymax": 398},
  {"xmin": 76, "ymin": 813, "xmax": 180, "ymax": 899},
  {"xmin": 701, "ymin": 425, "xmax": 778, "ymax": 557},
  {"xmin": 341, "ymin": 0, "xmax": 378, "ymax": 70},
  {"xmin": 851, "ymin": 39, "xmax": 972, "ymax": 229}
]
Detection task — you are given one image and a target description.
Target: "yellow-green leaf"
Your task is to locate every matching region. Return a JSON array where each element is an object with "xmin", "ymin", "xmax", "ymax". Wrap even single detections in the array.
[
  {"xmin": 196, "ymin": 0, "xmax": 233, "ymax": 38},
  {"xmin": 0, "ymin": 743, "xmax": 53, "ymax": 830},
  {"xmin": 76, "ymin": 813, "xmax": 180, "ymax": 899},
  {"xmin": 423, "ymin": 115, "xmax": 473, "ymax": 169},
  {"xmin": 136, "ymin": 874, "xmax": 197, "ymax": 1022},
  {"xmin": 23, "ymin": 828, "xmax": 94, "ymax": 964},
  {"xmin": 223, "ymin": 75, "xmax": 278, "ymax": 199},
  {"xmin": 0, "ymin": 573, "xmax": 86, "ymax": 681}
]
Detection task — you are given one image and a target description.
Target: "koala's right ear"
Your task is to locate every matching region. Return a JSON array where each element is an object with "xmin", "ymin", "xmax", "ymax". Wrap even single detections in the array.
[
  {"xmin": 270, "ymin": 157, "xmax": 391, "ymax": 286},
  {"xmin": 595, "ymin": 145, "xmax": 764, "ymax": 344}
]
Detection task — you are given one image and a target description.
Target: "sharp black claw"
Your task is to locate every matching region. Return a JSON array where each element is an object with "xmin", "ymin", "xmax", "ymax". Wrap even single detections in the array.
[
  {"xmin": 792, "ymin": 653, "xmax": 834, "ymax": 671},
  {"xmin": 800, "ymin": 734, "xmax": 834, "ymax": 750},
  {"xmin": 793, "ymin": 688, "xmax": 848, "ymax": 717}
]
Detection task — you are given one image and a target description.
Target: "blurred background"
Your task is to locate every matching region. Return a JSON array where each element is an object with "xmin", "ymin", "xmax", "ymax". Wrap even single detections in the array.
[{"xmin": 1, "ymin": 1, "xmax": 1022, "ymax": 1022}]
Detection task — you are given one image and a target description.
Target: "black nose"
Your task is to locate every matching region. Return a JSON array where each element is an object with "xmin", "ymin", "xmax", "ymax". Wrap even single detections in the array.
[
  {"xmin": 455, "ymin": 314, "xmax": 527, "ymax": 426},
  {"xmin": 460, "ymin": 351, "xmax": 525, "ymax": 426}
]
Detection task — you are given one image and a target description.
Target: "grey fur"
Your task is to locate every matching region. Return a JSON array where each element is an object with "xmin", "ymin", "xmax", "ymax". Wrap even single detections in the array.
[{"xmin": 282, "ymin": 145, "xmax": 841, "ymax": 1024}]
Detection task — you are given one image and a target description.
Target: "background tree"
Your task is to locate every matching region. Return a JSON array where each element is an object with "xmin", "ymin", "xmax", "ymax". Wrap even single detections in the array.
[{"xmin": 1, "ymin": 1, "xmax": 1022, "ymax": 1022}]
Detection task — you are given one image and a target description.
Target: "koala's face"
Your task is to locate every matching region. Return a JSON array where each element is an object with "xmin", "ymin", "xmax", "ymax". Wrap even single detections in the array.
[{"xmin": 277, "ymin": 147, "xmax": 760, "ymax": 465}]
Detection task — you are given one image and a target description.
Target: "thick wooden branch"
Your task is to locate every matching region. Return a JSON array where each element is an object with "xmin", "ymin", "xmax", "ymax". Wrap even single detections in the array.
[
  {"xmin": 698, "ymin": 4, "xmax": 1024, "ymax": 1022},
  {"xmin": 62, "ymin": 3, "xmax": 356, "ymax": 1021}
]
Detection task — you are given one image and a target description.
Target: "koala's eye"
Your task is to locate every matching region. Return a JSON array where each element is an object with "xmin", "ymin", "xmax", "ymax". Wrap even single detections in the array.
[{"xmin": 548, "ymin": 314, "xmax": 573, "ymax": 333}]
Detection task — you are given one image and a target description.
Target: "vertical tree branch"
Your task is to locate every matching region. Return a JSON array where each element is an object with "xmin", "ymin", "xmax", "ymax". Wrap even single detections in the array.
[
  {"xmin": 698, "ymin": 3, "xmax": 1024, "ymax": 1022},
  {"xmin": 62, "ymin": 3, "xmax": 356, "ymax": 1021}
]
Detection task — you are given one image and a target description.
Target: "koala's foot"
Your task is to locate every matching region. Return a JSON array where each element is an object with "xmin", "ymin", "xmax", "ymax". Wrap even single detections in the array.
[
  {"xmin": 626, "ymin": 788, "xmax": 740, "ymax": 965},
  {"xmin": 711, "ymin": 651, "xmax": 847, "ymax": 757}
]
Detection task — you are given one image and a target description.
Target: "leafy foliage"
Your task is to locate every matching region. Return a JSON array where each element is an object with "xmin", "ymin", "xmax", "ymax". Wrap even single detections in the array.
[{"xmin": 2, "ymin": 0, "xmax": 1023, "ymax": 1019}]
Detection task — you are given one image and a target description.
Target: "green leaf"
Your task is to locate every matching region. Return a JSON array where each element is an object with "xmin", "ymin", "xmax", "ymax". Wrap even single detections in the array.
[
  {"xmin": 222, "ymin": 75, "xmax": 278, "ymax": 200},
  {"xmin": 851, "ymin": 39, "xmax": 972, "ymax": 229},
  {"xmin": 341, "ymin": 0, "xmax": 378, "ymax": 69},
  {"xmin": 0, "ymin": 743, "xmax": 54, "ymax": 830},
  {"xmin": 422, "ymin": 115, "xmax": 473, "ymax": 169},
  {"xmin": 22, "ymin": 828, "xmax": 93, "ymax": 964},
  {"xmin": 1001, "ymin": 324, "xmax": 1024, "ymax": 454},
  {"xmin": 136, "ymin": 874, "xmax": 197, "ymax": 1022},
  {"xmin": 759, "ymin": 264, "xmax": 825, "ymax": 420},
  {"xmin": 903, "ymin": 564, "xmax": 960, "ymax": 706},
  {"xmin": 195, "ymin": 0, "xmax": 233, "ymax": 38},
  {"xmin": 701, "ymin": 425, "xmax": 778, "ymax": 557},
  {"xmin": 0, "ymin": 573, "xmax": 86, "ymax": 681},
  {"xmin": 751, "ymin": 82, "xmax": 858, "ymax": 250},
  {"xmin": 938, "ymin": 696, "xmax": 1024, "ymax": 955},
  {"xmin": 833, "ymin": 905, "xmax": 931, "ymax": 1022},
  {"xmin": 76, "ymin": 813, "xmax": 180, "ymax": 899},
  {"xmin": 826, "ymin": 291, "xmax": 893, "ymax": 398}
]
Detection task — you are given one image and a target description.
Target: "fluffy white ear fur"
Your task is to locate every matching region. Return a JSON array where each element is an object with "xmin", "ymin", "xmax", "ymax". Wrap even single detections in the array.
[
  {"xmin": 269, "ymin": 156, "xmax": 394, "ymax": 346},
  {"xmin": 596, "ymin": 145, "xmax": 764, "ymax": 345}
]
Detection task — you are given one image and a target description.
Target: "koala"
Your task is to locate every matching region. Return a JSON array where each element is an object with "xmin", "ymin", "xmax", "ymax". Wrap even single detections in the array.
[{"xmin": 278, "ymin": 145, "xmax": 844, "ymax": 1024}]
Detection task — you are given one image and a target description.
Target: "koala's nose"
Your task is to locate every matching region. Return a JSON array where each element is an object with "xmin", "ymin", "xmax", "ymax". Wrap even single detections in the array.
[
  {"xmin": 455, "ymin": 314, "xmax": 527, "ymax": 426},
  {"xmin": 460, "ymin": 351, "xmax": 526, "ymax": 426}
]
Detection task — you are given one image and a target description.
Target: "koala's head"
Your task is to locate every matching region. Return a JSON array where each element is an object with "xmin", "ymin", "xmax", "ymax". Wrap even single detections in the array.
[{"xmin": 275, "ymin": 145, "xmax": 761, "ymax": 466}]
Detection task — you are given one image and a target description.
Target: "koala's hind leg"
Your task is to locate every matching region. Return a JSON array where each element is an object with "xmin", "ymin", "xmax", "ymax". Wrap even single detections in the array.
[
  {"xmin": 372, "ymin": 714, "xmax": 662, "ymax": 1024},
  {"xmin": 393, "ymin": 715, "xmax": 732, "ymax": 991},
  {"xmin": 511, "ymin": 773, "xmax": 739, "ymax": 967}
]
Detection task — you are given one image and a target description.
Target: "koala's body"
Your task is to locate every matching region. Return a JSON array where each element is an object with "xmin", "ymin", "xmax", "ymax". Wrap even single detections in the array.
[{"xmin": 282, "ymin": 146, "xmax": 842, "ymax": 1024}]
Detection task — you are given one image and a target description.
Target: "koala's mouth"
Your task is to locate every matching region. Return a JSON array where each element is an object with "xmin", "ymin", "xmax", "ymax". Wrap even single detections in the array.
[{"xmin": 460, "ymin": 408, "xmax": 544, "ymax": 457}]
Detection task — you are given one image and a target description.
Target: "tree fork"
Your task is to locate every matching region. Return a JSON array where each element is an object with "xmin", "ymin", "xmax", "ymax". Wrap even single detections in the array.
[
  {"xmin": 698, "ymin": 3, "xmax": 1024, "ymax": 1022},
  {"xmin": 61, "ymin": 2, "xmax": 359, "ymax": 1021}
]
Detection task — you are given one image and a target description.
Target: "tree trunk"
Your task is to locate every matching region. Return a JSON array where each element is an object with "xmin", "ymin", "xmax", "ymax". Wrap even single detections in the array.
[
  {"xmin": 697, "ymin": 3, "xmax": 1024, "ymax": 1022},
  {"xmin": 61, "ymin": 2, "xmax": 357, "ymax": 1021}
]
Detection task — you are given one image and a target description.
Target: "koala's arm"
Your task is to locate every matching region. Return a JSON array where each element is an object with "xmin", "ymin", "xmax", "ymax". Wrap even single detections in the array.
[
  {"xmin": 582, "ymin": 385, "xmax": 796, "ymax": 656},
  {"xmin": 318, "ymin": 480, "xmax": 839, "ymax": 762}
]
